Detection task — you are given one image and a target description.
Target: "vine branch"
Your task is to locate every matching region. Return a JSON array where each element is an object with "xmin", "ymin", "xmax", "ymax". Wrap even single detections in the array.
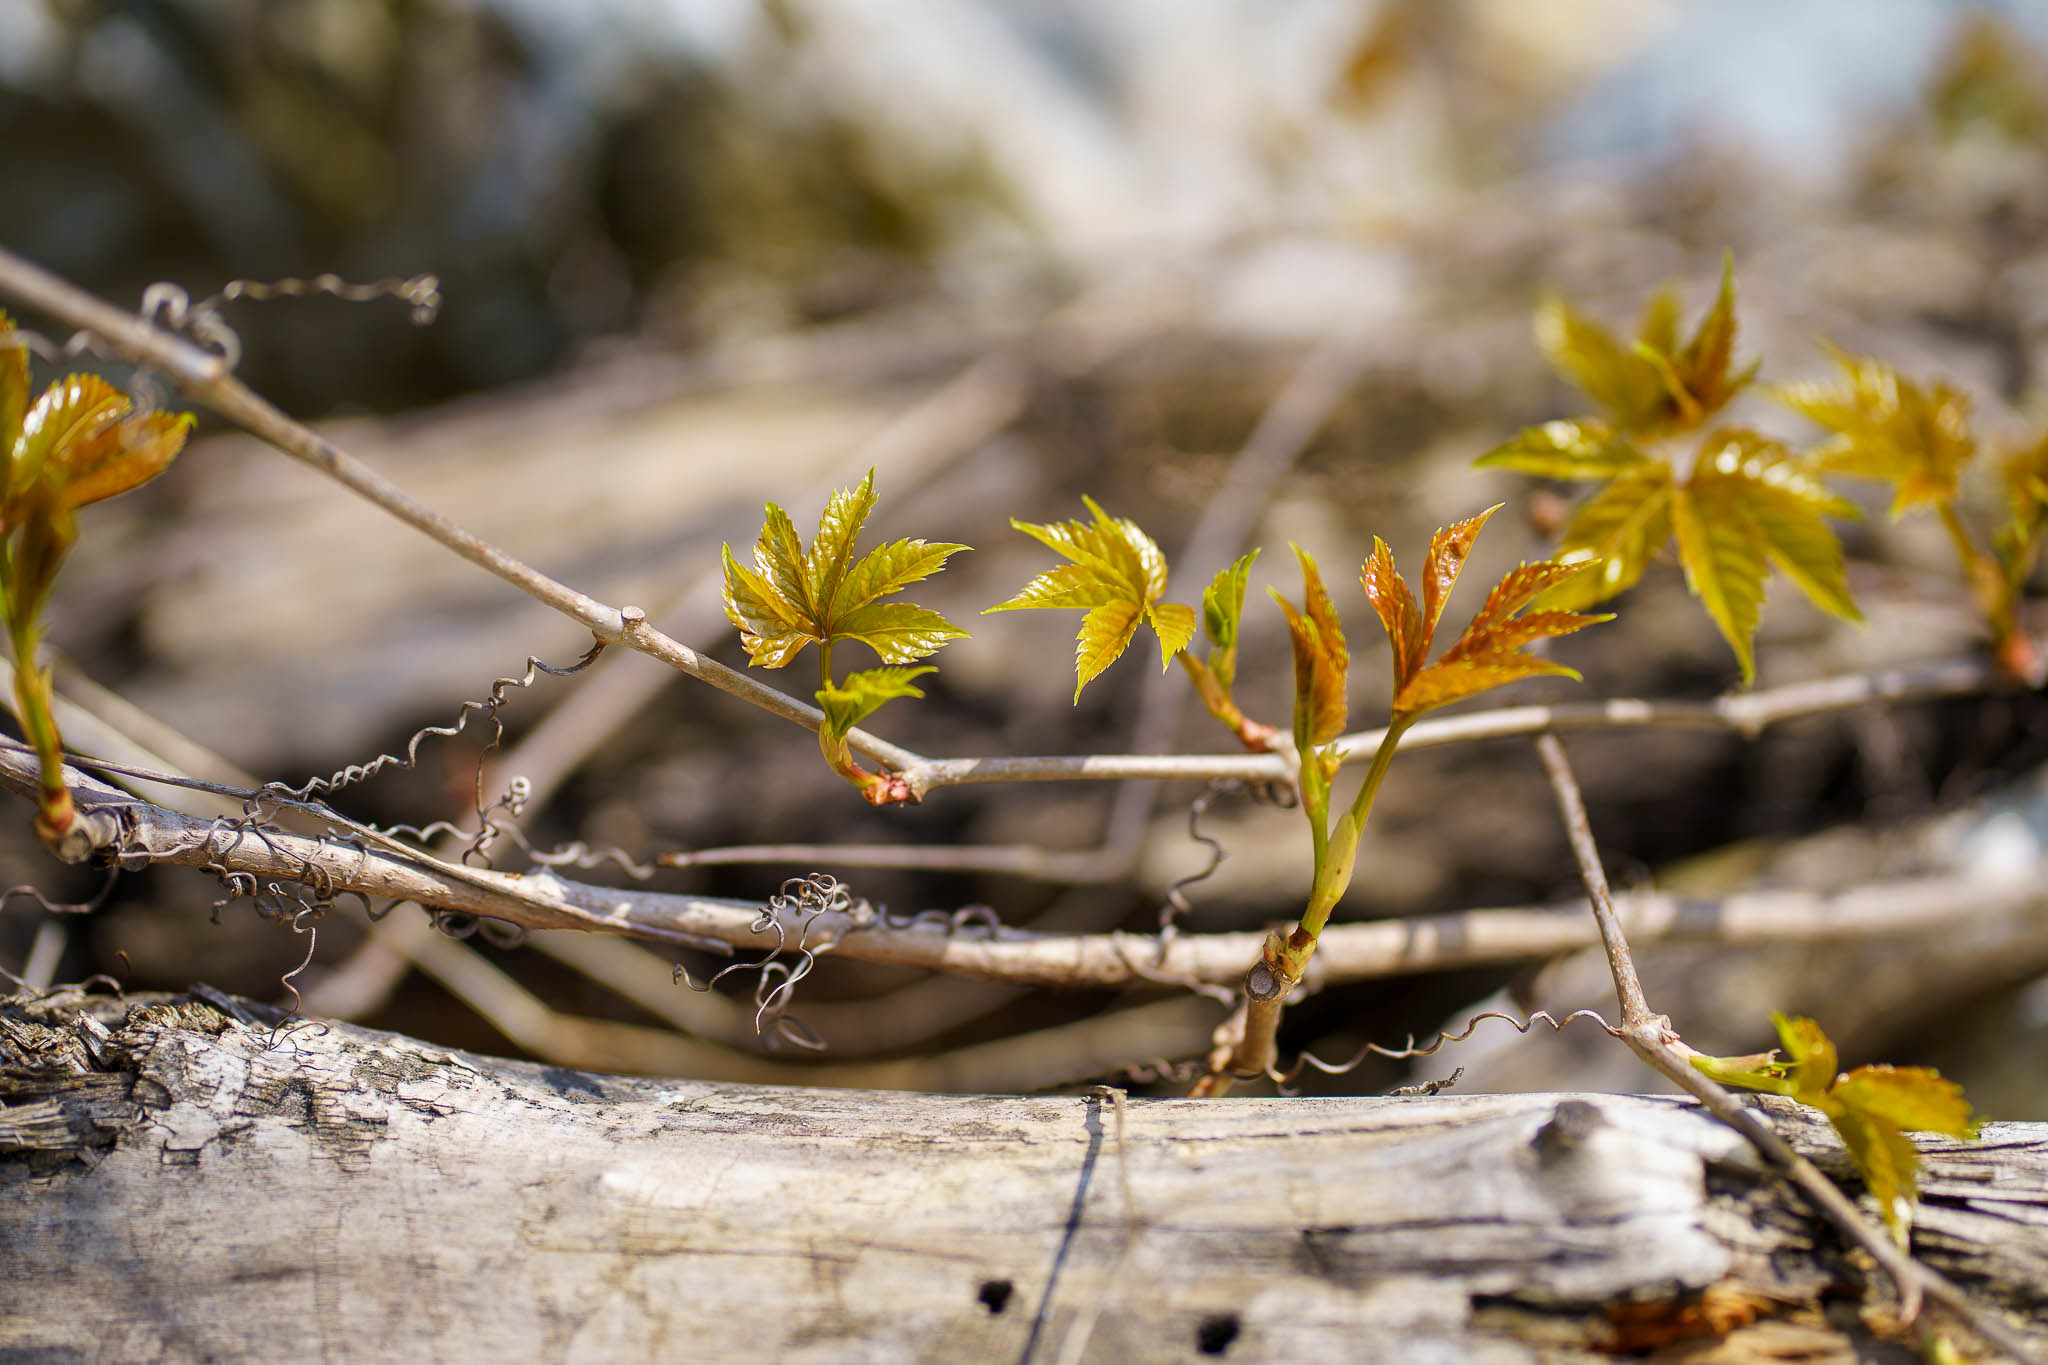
[{"xmin": 1532, "ymin": 730, "xmax": 2039, "ymax": 1363}]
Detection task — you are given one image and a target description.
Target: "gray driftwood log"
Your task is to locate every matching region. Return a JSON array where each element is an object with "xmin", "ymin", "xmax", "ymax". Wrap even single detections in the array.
[{"xmin": 3, "ymin": 990, "xmax": 2044, "ymax": 1363}]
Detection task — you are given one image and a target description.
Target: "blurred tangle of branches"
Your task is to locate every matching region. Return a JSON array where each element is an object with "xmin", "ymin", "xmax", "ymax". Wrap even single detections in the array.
[{"xmin": 4, "ymin": 0, "xmax": 2048, "ymax": 1112}]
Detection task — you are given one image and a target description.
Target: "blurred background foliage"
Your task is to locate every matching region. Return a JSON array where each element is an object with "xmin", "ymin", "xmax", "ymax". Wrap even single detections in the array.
[{"xmin": 4, "ymin": 0, "xmax": 2048, "ymax": 1111}]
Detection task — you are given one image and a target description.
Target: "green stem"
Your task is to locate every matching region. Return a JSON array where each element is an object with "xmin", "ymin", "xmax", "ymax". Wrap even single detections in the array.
[
  {"xmin": 1274, "ymin": 714, "xmax": 1413, "ymax": 982},
  {"xmin": 1, "ymin": 583, "xmax": 71, "ymax": 837}
]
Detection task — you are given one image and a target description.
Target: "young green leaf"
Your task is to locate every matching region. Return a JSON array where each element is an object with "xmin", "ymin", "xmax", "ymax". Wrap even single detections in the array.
[
  {"xmin": 1671, "ymin": 433, "xmax": 1863, "ymax": 684},
  {"xmin": 1473, "ymin": 419, "xmax": 1648, "ymax": 481},
  {"xmin": 1537, "ymin": 463, "xmax": 1675, "ymax": 611},
  {"xmin": 1774, "ymin": 343, "xmax": 1975, "ymax": 519},
  {"xmin": 1270, "ymin": 546, "xmax": 1348, "ymax": 749},
  {"xmin": 721, "ymin": 468, "xmax": 968, "ymax": 669},
  {"xmin": 816, "ymin": 666, "xmax": 936, "ymax": 748},
  {"xmin": 1200, "ymin": 549, "xmax": 1260, "ymax": 693},
  {"xmin": 1693, "ymin": 1014, "xmax": 1978, "ymax": 1247},
  {"xmin": 1533, "ymin": 254, "xmax": 1754, "ymax": 437},
  {"xmin": 986, "ymin": 496, "xmax": 1196, "ymax": 701}
]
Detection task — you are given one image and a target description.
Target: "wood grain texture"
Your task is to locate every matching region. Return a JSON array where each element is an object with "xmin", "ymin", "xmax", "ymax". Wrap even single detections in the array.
[{"xmin": 2, "ymin": 990, "xmax": 2043, "ymax": 1363}]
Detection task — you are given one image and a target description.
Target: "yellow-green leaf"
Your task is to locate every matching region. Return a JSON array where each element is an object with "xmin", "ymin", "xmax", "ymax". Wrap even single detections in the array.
[
  {"xmin": 834, "ymin": 537, "xmax": 969, "ymax": 617},
  {"xmin": 1695, "ymin": 1015, "xmax": 1979, "ymax": 1251},
  {"xmin": 805, "ymin": 468, "xmax": 878, "ymax": 612},
  {"xmin": 1698, "ymin": 434, "xmax": 1862, "ymax": 624},
  {"xmin": 816, "ymin": 665, "xmax": 935, "ymax": 745},
  {"xmin": 721, "ymin": 470, "xmax": 967, "ymax": 670},
  {"xmin": 1672, "ymin": 475, "xmax": 1770, "ymax": 685},
  {"xmin": 1775, "ymin": 344, "xmax": 1974, "ymax": 519},
  {"xmin": 832, "ymin": 601, "xmax": 969, "ymax": 664},
  {"xmin": 1273, "ymin": 546, "xmax": 1348, "ymax": 747},
  {"xmin": 1673, "ymin": 252, "xmax": 1744, "ymax": 420},
  {"xmin": 1635, "ymin": 284, "xmax": 1682, "ymax": 358},
  {"xmin": 987, "ymin": 497, "xmax": 1192, "ymax": 700},
  {"xmin": 1200, "ymin": 549, "xmax": 1260, "ymax": 691},
  {"xmin": 1833, "ymin": 1065, "xmax": 1978, "ymax": 1139},
  {"xmin": 1536, "ymin": 463, "xmax": 1675, "ymax": 611},
  {"xmin": 721, "ymin": 545, "xmax": 813, "ymax": 667},
  {"xmin": 1075, "ymin": 599, "xmax": 1144, "ymax": 702},
  {"xmin": 1771, "ymin": 1011, "xmax": 1840, "ymax": 1101},
  {"xmin": 9, "ymin": 374, "xmax": 130, "ymax": 507},
  {"xmin": 1537, "ymin": 293, "xmax": 1668, "ymax": 431},
  {"xmin": 1474, "ymin": 421, "xmax": 1649, "ymax": 480},
  {"xmin": 1147, "ymin": 600, "xmax": 1198, "ymax": 668},
  {"xmin": 0, "ymin": 312, "xmax": 27, "ymax": 468}
]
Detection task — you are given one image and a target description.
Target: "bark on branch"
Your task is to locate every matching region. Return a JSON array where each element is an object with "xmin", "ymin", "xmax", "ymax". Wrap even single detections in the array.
[{"xmin": 2, "ymin": 990, "xmax": 2042, "ymax": 1363}]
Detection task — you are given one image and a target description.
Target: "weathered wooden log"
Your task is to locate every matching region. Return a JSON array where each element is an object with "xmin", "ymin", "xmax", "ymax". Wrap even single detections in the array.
[{"xmin": 2, "ymin": 989, "xmax": 2043, "ymax": 1362}]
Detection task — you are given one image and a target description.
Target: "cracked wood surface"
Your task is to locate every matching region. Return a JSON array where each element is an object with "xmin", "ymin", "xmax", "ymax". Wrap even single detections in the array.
[{"xmin": 2, "ymin": 990, "xmax": 2044, "ymax": 1363}]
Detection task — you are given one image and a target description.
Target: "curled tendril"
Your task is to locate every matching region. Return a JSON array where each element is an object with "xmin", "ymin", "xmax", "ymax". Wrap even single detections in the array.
[
  {"xmin": 1274, "ymin": 1009, "xmax": 1619, "ymax": 1090},
  {"xmin": 0, "ymin": 865, "xmax": 121, "ymax": 916},
  {"xmin": 266, "ymin": 643, "xmax": 604, "ymax": 866},
  {"xmin": 139, "ymin": 272, "xmax": 442, "ymax": 371},
  {"xmin": 669, "ymin": 874, "xmax": 1001, "ymax": 1053}
]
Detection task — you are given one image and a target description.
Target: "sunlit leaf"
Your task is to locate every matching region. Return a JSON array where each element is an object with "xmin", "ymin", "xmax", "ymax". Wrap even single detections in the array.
[
  {"xmin": 1201, "ymin": 549, "xmax": 1260, "ymax": 691},
  {"xmin": 1696, "ymin": 433, "xmax": 1862, "ymax": 625},
  {"xmin": 1775, "ymin": 343, "xmax": 1975, "ymax": 519},
  {"xmin": 805, "ymin": 468, "xmax": 878, "ymax": 612},
  {"xmin": 1672, "ymin": 475, "xmax": 1770, "ymax": 686},
  {"xmin": 721, "ymin": 468, "xmax": 968, "ymax": 669},
  {"xmin": 1697, "ymin": 1016, "xmax": 1979, "ymax": 1249},
  {"xmin": 1419, "ymin": 504, "xmax": 1499, "ymax": 645},
  {"xmin": 1536, "ymin": 463, "xmax": 1675, "ymax": 611},
  {"xmin": 1834, "ymin": 1065, "xmax": 1978, "ymax": 1139},
  {"xmin": 1392, "ymin": 559, "xmax": 1608, "ymax": 718},
  {"xmin": 1635, "ymin": 284, "xmax": 1682, "ymax": 359},
  {"xmin": 1075, "ymin": 600, "xmax": 1144, "ymax": 701},
  {"xmin": 816, "ymin": 666, "xmax": 935, "ymax": 746},
  {"xmin": 0, "ymin": 313, "xmax": 28, "ymax": 475},
  {"xmin": 1359, "ymin": 536, "xmax": 1424, "ymax": 694},
  {"xmin": 1148, "ymin": 600, "xmax": 1198, "ymax": 668},
  {"xmin": 1672, "ymin": 252, "xmax": 1746, "ymax": 421},
  {"xmin": 1272, "ymin": 546, "xmax": 1348, "ymax": 747},
  {"xmin": 1537, "ymin": 293, "xmax": 1668, "ymax": 432},
  {"xmin": 1473, "ymin": 420, "xmax": 1649, "ymax": 481},
  {"xmin": 832, "ymin": 602, "xmax": 969, "ymax": 665},
  {"xmin": 987, "ymin": 497, "xmax": 1193, "ymax": 701},
  {"xmin": 55, "ymin": 409, "xmax": 193, "ymax": 512},
  {"xmin": 10, "ymin": 375, "xmax": 131, "ymax": 508}
]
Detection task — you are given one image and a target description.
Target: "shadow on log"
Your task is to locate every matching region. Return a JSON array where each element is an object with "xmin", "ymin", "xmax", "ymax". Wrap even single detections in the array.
[{"xmin": 2, "ymin": 988, "xmax": 2044, "ymax": 1362}]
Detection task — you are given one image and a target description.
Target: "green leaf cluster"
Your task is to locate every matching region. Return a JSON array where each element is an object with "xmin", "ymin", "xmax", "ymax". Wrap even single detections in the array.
[
  {"xmin": 1693, "ymin": 1014, "xmax": 1978, "ymax": 1248},
  {"xmin": 721, "ymin": 468, "xmax": 967, "ymax": 670},
  {"xmin": 985, "ymin": 496, "xmax": 1196, "ymax": 702},
  {"xmin": 1479, "ymin": 259, "xmax": 1862, "ymax": 684},
  {"xmin": 720, "ymin": 468, "xmax": 966, "ymax": 801},
  {"xmin": 1179, "ymin": 551, "xmax": 1278, "ymax": 751}
]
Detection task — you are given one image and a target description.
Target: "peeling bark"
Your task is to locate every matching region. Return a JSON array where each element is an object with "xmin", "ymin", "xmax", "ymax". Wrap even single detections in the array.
[{"xmin": 2, "ymin": 989, "xmax": 2043, "ymax": 1362}]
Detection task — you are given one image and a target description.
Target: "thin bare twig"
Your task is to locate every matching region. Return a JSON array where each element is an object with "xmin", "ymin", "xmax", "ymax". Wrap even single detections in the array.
[
  {"xmin": 0, "ymin": 245, "xmax": 924, "ymax": 774},
  {"xmin": 9, "ymin": 741, "xmax": 2040, "ymax": 996},
  {"xmin": 1533, "ymin": 730, "xmax": 2039, "ymax": 1363}
]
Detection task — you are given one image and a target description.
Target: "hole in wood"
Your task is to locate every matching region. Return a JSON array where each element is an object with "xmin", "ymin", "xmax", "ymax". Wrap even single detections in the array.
[
  {"xmin": 1197, "ymin": 1312, "xmax": 1240, "ymax": 1355},
  {"xmin": 977, "ymin": 1279, "xmax": 1013, "ymax": 1314}
]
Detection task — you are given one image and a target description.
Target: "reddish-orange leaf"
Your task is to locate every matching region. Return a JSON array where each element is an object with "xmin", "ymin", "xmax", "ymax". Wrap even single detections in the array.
[
  {"xmin": 1459, "ymin": 561, "xmax": 1588, "ymax": 642},
  {"xmin": 1419, "ymin": 504, "xmax": 1500, "ymax": 646},
  {"xmin": 1272, "ymin": 546, "xmax": 1349, "ymax": 746},
  {"xmin": 1360, "ymin": 536, "xmax": 1423, "ymax": 693}
]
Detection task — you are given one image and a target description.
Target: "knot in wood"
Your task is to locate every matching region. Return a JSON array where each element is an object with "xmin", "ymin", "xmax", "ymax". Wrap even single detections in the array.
[{"xmin": 1531, "ymin": 1098, "xmax": 1607, "ymax": 1166}]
